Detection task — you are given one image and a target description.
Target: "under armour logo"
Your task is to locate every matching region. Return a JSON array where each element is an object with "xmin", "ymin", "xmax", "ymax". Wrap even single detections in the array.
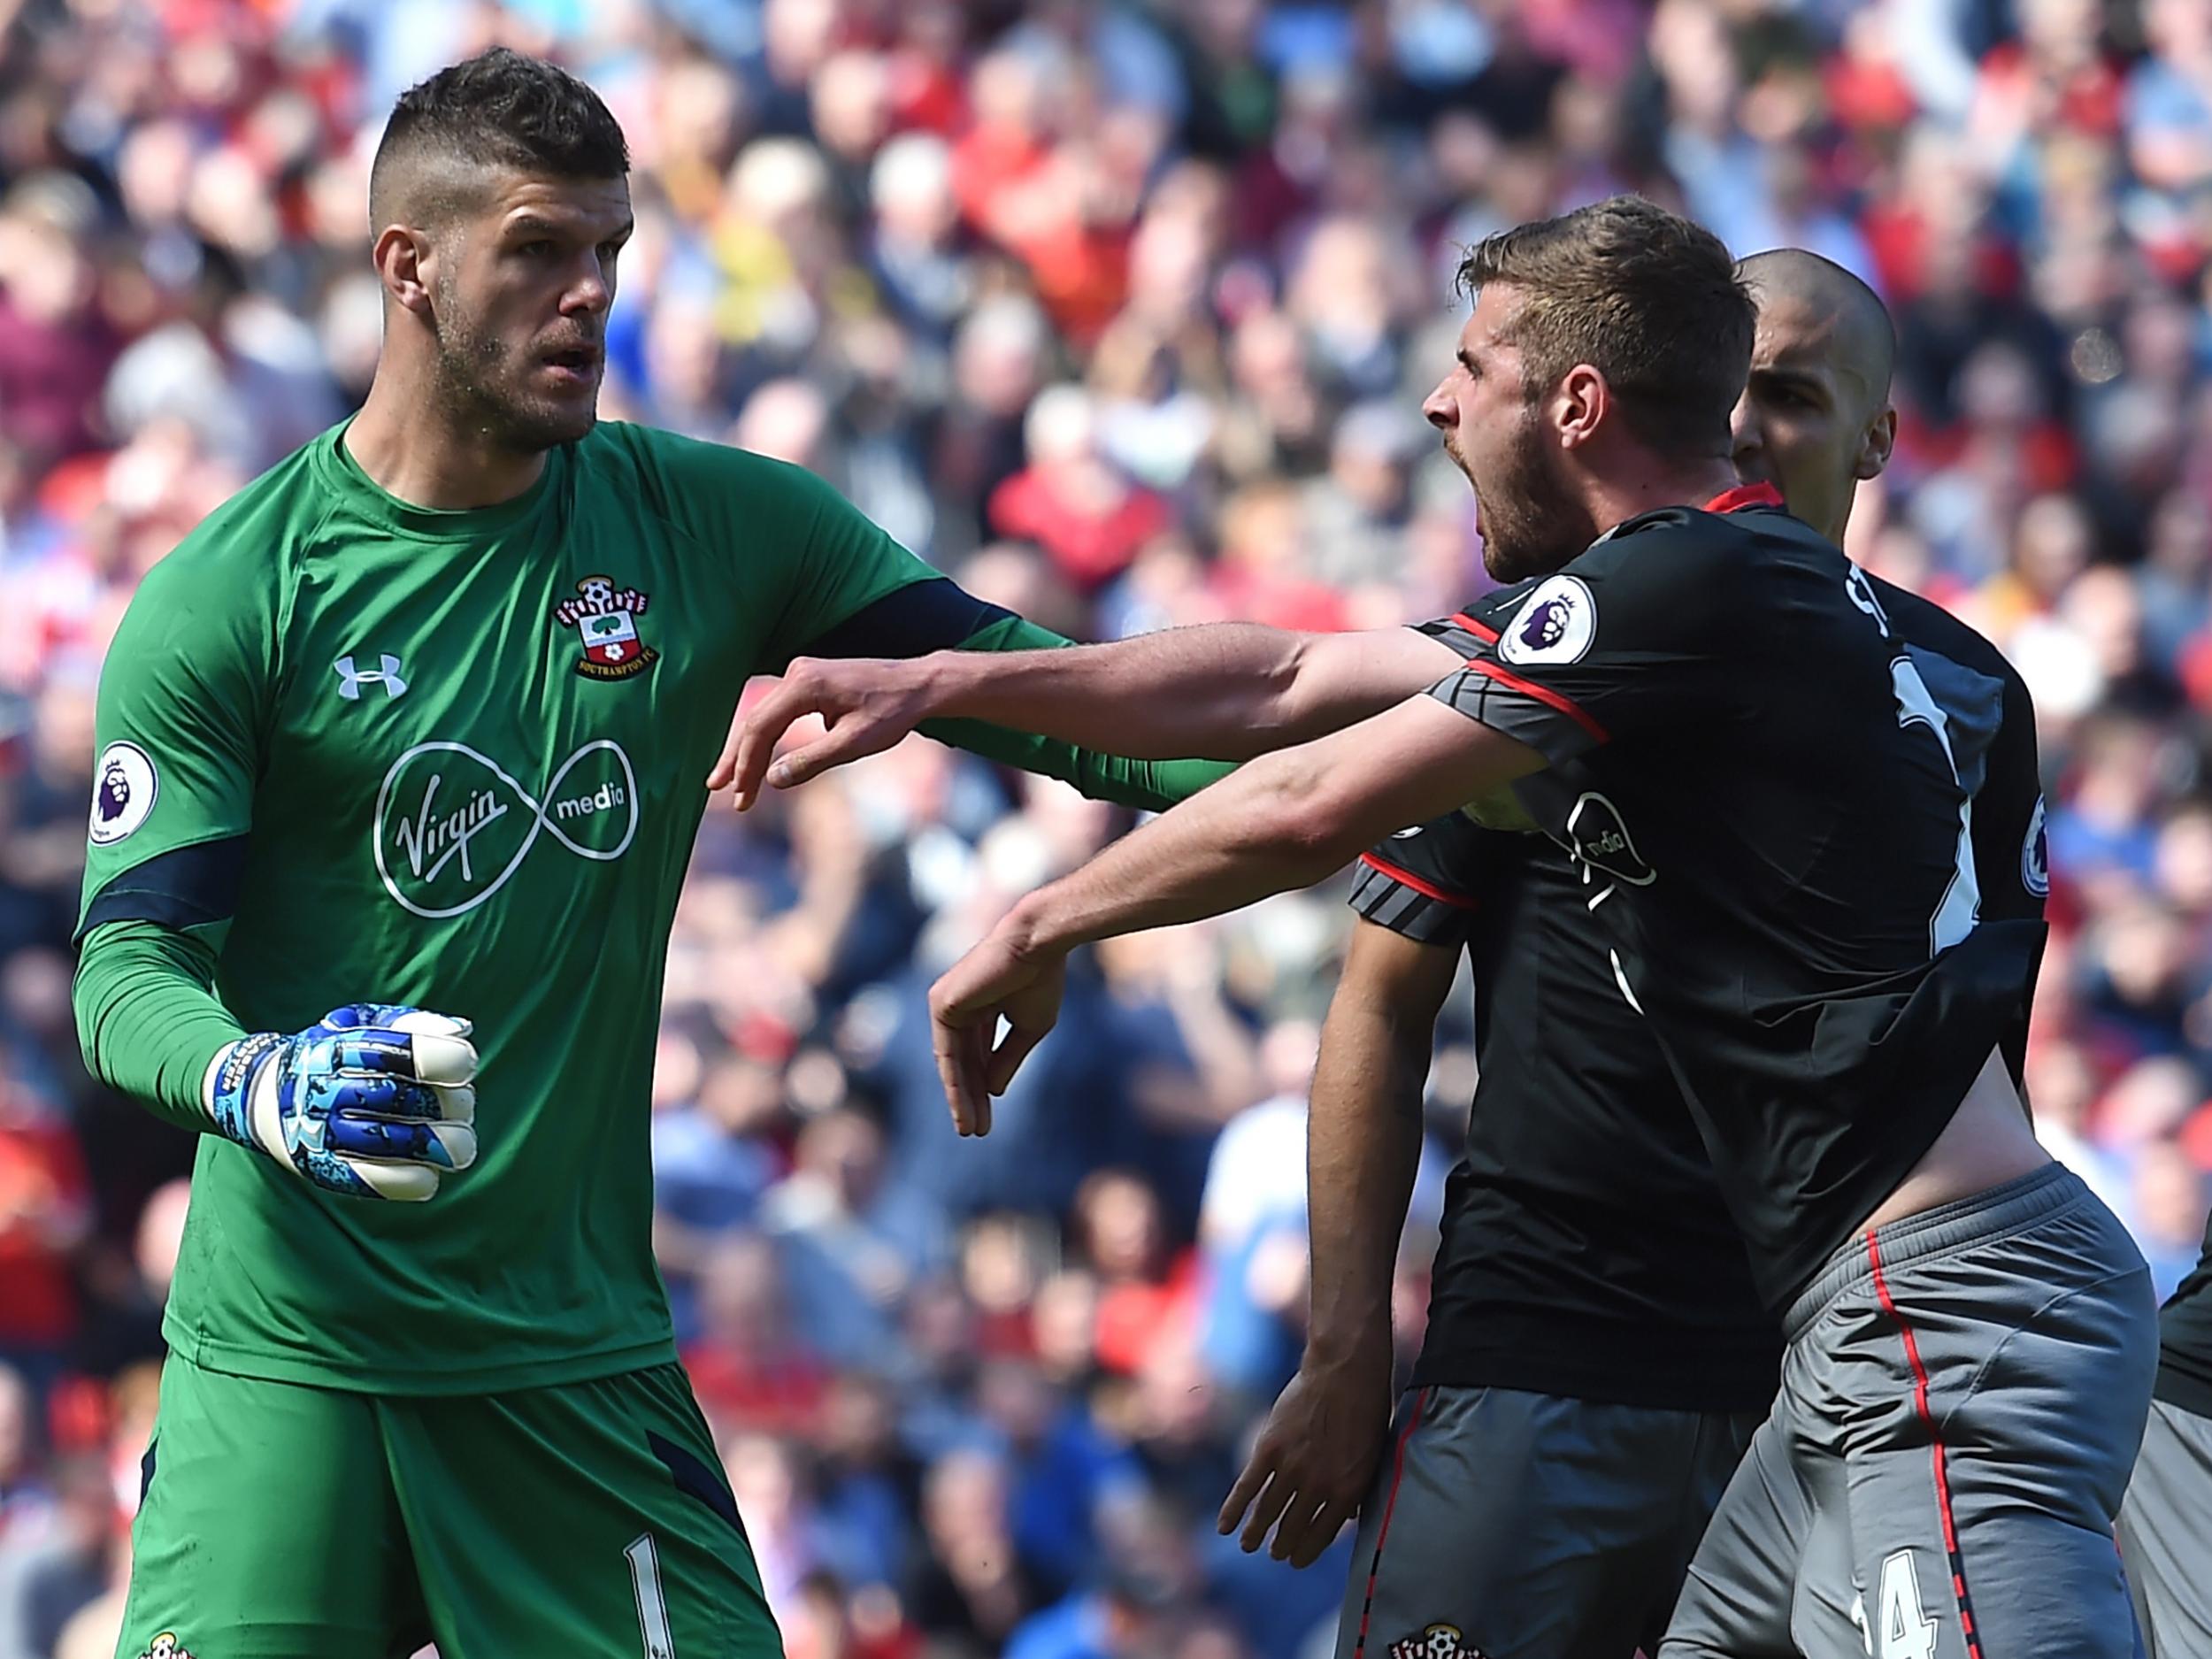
[{"xmin": 334, "ymin": 655, "xmax": 408, "ymax": 702}]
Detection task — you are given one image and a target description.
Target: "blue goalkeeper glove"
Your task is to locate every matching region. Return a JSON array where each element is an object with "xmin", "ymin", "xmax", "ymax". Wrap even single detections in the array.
[{"xmin": 203, "ymin": 1004, "xmax": 479, "ymax": 1202}]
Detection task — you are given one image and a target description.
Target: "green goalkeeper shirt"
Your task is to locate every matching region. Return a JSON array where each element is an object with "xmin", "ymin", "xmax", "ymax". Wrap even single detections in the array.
[{"xmin": 73, "ymin": 419, "xmax": 1225, "ymax": 1394}]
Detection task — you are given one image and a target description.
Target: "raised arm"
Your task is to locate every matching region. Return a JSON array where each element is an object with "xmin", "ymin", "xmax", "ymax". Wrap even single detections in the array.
[
  {"xmin": 711, "ymin": 623, "xmax": 1463, "ymax": 809},
  {"xmin": 926, "ymin": 691, "xmax": 1542, "ymax": 1127}
]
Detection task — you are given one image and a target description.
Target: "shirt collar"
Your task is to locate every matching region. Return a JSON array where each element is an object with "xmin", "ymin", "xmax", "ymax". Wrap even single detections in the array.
[{"xmin": 1702, "ymin": 481, "xmax": 1786, "ymax": 514}]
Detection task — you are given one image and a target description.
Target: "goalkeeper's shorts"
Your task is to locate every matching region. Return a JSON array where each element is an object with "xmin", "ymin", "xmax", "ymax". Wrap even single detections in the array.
[{"xmin": 115, "ymin": 1350, "xmax": 778, "ymax": 1659}]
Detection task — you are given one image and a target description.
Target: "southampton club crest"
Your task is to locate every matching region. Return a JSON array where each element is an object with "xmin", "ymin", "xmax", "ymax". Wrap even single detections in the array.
[
  {"xmin": 1390, "ymin": 1624, "xmax": 1481, "ymax": 1659},
  {"xmin": 554, "ymin": 574, "xmax": 661, "ymax": 682}
]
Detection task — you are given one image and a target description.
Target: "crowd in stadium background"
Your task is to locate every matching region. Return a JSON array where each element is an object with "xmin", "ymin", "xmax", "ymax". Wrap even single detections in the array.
[{"xmin": 2, "ymin": 0, "xmax": 2210, "ymax": 1655}]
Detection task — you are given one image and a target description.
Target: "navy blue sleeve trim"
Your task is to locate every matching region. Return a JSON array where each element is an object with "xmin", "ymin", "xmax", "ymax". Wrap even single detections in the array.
[
  {"xmin": 75, "ymin": 837, "xmax": 250, "ymax": 944},
  {"xmin": 799, "ymin": 578, "xmax": 1016, "ymax": 661}
]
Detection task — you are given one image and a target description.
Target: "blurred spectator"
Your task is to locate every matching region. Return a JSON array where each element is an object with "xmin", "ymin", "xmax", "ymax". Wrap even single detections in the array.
[
  {"xmin": 684, "ymin": 1234, "xmax": 833, "ymax": 1438},
  {"xmin": 784, "ymin": 1566, "xmax": 923, "ymax": 1659},
  {"xmin": 654, "ymin": 1053, "xmax": 786, "ymax": 1341},
  {"xmin": 910, "ymin": 1445, "xmax": 1047, "ymax": 1653},
  {"xmin": 725, "ymin": 1430, "xmax": 839, "ymax": 1621},
  {"xmin": 764, "ymin": 1103, "xmax": 949, "ymax": 1367},
  {"xmin": 978, "ymin": 1358, "xmax": 1145, "ymax": 1598},
  {"xmin": 1196, "ymin": 1022, "xmax": 1320, "ymax": 1402},
  {"xmin": 1004, "ymin": 1568, "xmax": 1179, "ymax": 1659},
  {"xmin": 988, "ymin": 385, "xmax": 1172, "ymax": 593},
  {"xmin": 0, "ymin": 1064, "xmax": 89, "ymax": 1395},
  {"xmin": 2137, "ymin": 1138, "xmax": 2210, "ymax": 1298},
  {"xmin": 0, "ymin": 1455, "xmax": 117, "ymax": 1659},
  {"xmin": 0, "ymin": 1370, "xmax": 48, "ymax": 1548},
  {"xmin": 1070, "ymin": 1170, "xmax": 1196, "ymax": 1380}
]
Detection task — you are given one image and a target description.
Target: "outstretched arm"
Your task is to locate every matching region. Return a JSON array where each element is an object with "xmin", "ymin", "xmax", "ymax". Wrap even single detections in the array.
[
  {"xmin": 904, "ymin": 609, "xmax": 1241, "ymax": 811},
  {"xmin": 712, "ymin": 623, "xmax": 1463, "ymax": 808},
  {"xmin": 927, "ymin": 694, "xmax": 1541, "ymax": 1126}
]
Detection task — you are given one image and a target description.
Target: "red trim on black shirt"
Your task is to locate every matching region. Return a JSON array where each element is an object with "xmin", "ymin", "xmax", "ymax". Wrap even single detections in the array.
[
  {"xmin": 1450, "ymin": 611, "xmax": 1502, "ymax": 642},
  {"xmin": 1702, "ymin": 481, "xmax": 1785, "ymax": 514},
  {"xmin": 1360, "ymin": 851, "xmax": 1479, "ymax": 910},
  {"xmin": 1460, "ymin": 656, "xmax": 1610, "ymax": 744}
]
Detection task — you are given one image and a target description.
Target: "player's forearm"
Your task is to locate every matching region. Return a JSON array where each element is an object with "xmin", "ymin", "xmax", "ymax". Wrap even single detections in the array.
[
  {"xmin": 997, "ymin": 743, "xmax": 1360, "ymax": 959},
  {"xmin": 920, "ymin": 711, "xmax": 1236, "ymax": 811},
  {"xmin": 995, "ymin": 703, "xmax": 1528, "ymax": 959},
  {"xmin": 911, "ymin": 621, "xmax": 1389, "ymax": 761},
  {"xmin": 1303, "ymin": 999, "xmax": 1430, "ymax": 1362},
  {"xmin": 73, "ymin": 920, "xmax": 247, "ymax": 1133},
  {"xmin": 918, "ymin": 613, "xmax": 1239, "ymax": 810}
]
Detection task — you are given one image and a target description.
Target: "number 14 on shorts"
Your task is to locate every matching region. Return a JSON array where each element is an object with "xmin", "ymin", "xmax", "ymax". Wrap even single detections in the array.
[{"xmin": 1850, "ymin": 1550, "xmax": 1941, "ymax": 1659}]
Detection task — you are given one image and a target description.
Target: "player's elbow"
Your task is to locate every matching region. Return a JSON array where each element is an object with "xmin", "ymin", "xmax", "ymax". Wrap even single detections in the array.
[
  {"xmin": 70, "ymin": 964, "xmax": 108, "ymax": 1086},
  {"xmin": 1237, "ymin": 752, "xmax": 1370, "ymax": 874}
]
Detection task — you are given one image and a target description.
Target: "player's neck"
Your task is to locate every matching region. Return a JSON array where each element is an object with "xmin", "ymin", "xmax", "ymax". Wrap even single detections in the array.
[
  {"xmin": 1586, "ymin": 458, "xmax": 1741, "ymax": 537},
  {"xmin": 347, "ymin": 373, "xmax": 549, "ymax": 511}
]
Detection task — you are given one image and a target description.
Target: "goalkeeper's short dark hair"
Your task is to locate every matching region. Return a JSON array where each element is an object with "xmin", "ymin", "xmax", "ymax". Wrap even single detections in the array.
[{"xmin": 370, "ymin": 47, "xmax": 628, "ymax": 231}]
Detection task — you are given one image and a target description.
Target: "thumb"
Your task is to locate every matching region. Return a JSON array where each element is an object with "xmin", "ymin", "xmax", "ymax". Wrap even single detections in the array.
[
  {"xmin": 985, "ymin": 1016, "xmax": 1053, "ymax": 1096},
  {"xmin": 343, "ymin": 1159, "xmax": 441, "ymax": 1202}
]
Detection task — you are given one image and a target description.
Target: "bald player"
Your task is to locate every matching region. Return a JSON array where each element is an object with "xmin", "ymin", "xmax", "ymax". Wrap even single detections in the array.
[{"xmin": 1732, "ymin": 249, "xmax": 2047, "ymax": 1100}]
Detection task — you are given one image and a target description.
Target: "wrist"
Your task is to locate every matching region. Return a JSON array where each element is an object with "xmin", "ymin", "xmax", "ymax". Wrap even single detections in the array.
[
  {"xmin": 1000, "ymin": 891, "xmax": 1071, "ymax": 964},
  {"xmin": 205, "ymin": 1032, "xmax": 282, "ymax": 1151},
  {"xmin": 916, "ymin": 649, "xmax": 977, "ymax": 718},
  {"xmin": 1303, "ymin": 1318, "xmax": 1394, "ymax": 1375}
]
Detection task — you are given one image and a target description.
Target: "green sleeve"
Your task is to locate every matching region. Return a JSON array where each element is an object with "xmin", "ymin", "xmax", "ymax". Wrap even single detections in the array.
[
  {"xmin": 73, "ymin": 526, "xmax": 269, "ymax": 1133},
  {"xmin": 626, "ymin": 428, "xmax": 1233, "ymax": 811},
  {"xmin": 765, "ymin": 473, "xmax": 1234, "ymax": 809},
  {"xmin": 918, "ymin": 613, "xmax": 1236, "ymax": 811},
  {"xmin": 74, "ymin": 921, "xmax": 242, "ymax": 1133},
  {"xmin": 617, "ymin": 428, "xmax": 944, "ymax": 670},
  {"xmin": 78, "ymin": 542, "xmax": 268, "ymax": 941}
]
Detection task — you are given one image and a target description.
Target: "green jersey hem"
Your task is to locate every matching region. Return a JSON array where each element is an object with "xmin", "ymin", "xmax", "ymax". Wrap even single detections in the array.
[{"xmin": 162, "ymin": 1312, "xmax": 680, "ymax": 1397}]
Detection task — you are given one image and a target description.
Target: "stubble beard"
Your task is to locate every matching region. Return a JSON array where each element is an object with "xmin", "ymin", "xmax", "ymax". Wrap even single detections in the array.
[
  {"xmin": 1474, "ymin": 413, "xmax": 1593, "ymax": 585},
  {"xmin": 428, "ymin": 291, "xmax": 597, "ymax": 455}
]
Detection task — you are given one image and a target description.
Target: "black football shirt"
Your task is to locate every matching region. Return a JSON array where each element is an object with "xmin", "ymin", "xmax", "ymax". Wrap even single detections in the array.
[
  {"xmin": 1417, "ymin": 490, "xmax": 2047, "ymax": 1312},
  {"xmin": 1352, "ymin": 795, "xmax": 1779, "ymax": 1410}
]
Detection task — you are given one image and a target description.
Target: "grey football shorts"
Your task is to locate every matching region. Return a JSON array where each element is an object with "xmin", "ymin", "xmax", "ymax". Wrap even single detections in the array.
[
  {"xmin": 1335, "ymin": 1384, "xmax": 1762, "ymax": 1659},
  {"xmin": 2116, "ymin": 1395, "xmax": 2212, "ymax": 1658},
  {"xmin": 1660, "ymin": 1165, "xmax": 2156, "ymax": 1659}
]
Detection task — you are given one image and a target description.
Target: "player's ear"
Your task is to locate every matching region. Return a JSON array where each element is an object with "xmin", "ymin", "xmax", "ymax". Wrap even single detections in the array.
[
  {"xmin": 373, "ymin": 224, "xmax": 437, "ymax": 321},
  {"xmin": 1555, "ymin": 363, "xmax": 1606, "ymax": 449},
  {"xmin": 1854, "ymin": 406, "xmax": 1898, "ymax": 482}
]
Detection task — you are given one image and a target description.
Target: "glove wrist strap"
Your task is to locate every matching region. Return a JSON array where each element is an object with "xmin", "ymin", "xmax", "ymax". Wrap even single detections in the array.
[{"xmin": 207, "ymin": 1032, "xmax": 284, "ymax": 1151}]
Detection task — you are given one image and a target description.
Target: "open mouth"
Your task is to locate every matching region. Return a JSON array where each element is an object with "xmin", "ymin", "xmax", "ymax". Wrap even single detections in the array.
[{"xmin": 541, "ymin": 346, "xmax": 602, "ymax": 379}]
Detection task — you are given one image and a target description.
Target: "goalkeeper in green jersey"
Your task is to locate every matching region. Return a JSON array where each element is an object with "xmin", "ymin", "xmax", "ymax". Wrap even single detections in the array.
[{"xmin": 73, "ymin": 48, "xmax": 1223, "ymax": 1659}]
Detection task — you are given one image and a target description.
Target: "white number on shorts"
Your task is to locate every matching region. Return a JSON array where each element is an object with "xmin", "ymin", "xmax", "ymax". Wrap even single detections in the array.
[
  {"xmin": 626, "ymin": 1532, "xmax": 677, "ymax": 1659},
  {"xmin": 1871, "ymin": 1548, "xmax": 1939, "ymax": 1659}
]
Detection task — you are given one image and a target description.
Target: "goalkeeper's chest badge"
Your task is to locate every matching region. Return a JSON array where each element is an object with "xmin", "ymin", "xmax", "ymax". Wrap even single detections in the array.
[
  {"xmin": 554, "ymin": 573, "xmax": 661, "ymax": 681},
  {"xmin": 1391, "ymin": 1626, "xmax": 1481, "ymax": 1659},
  {"xmin": 136, "ymin": 1634, "xmax": 196, "ymax": 1659}
]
